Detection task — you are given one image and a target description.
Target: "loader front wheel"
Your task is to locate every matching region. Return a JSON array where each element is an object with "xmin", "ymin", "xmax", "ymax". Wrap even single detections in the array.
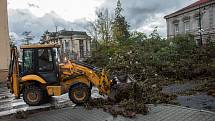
[
  {"xmin": 69, "ymin": 83, "xmax": 91, "ymax": 104},
  {"xmin": 23, "ymin": 85, "xmax": 45, "ymax": 106}
]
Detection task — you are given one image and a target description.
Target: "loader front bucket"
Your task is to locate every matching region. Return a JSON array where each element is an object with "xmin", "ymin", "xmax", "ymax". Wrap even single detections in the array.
[{"xmin": 109, "ymin": 74, "xmax": 137, "ymax": 101}]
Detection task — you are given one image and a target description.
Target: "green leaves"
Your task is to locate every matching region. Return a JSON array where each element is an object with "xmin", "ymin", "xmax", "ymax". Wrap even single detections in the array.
[
  {"xmin": 112, "ymin": 0, "xmax": 130, "ymax": 42},
  {"xmin": 86, "ymin": 31, "xmax": 215, "ymax": 81}
]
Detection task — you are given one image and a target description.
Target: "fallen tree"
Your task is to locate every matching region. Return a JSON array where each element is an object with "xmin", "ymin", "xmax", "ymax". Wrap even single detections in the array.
[
  {"xmin": 84, "ymin": 33, "xmax": 215, "ymax": 117},
  {"xmin": 85, "ymin": 81, "xmax": 177, "ymax": 118}
]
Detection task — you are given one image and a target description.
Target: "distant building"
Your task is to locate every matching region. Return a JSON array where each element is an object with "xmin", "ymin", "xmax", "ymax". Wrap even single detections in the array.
[
  {"xmin": 0, "ymin": 0, "xmax": 10, "ymax": 70},
  {"xmin": 164, "ymin": 0, "xmax": 215, "ymax": 45},
  {"xmin": 42, "ymin": 30, "xmax": 91, "ymax": 61}
]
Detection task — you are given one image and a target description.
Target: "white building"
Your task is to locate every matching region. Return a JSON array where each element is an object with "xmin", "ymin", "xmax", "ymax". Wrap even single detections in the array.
[
  {"xmin": 164, "ymin": 0, "xmax": 215, "ymax": 44},
  {"xmin": 42, "ymin": 30, "xmax": 91, "ymax": 60}
]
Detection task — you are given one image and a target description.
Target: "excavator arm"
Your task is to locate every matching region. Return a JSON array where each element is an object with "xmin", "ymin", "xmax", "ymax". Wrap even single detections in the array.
[
  {"xmin": 7, "ymin": 47, "xmax": 20, "ymax": 99},
  {"xmin": 62, "ymin": 61, "xmax": 112, "ymax": 96}
]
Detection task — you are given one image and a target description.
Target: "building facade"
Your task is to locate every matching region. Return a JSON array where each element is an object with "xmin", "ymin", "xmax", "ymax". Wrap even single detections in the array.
[
  {"xmin": 0, "ymin": 0, "xmax": 10, "ymax": 70},
  {"xmin": 164, "ymin": 0, "xmax": 215, "ymax": 44},
  {"xmin": 42, "ymin": 30, "xmax": 91, "ymax": 60}
]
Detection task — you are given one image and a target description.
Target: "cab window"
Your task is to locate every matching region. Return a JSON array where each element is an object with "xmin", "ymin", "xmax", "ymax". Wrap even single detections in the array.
[
  {"xmin": 22, "ymin": 49, "xmax": 34, "ymax": 73},
  {"xmin": 38, "ymin": 49, "xmax": 54, "ymax": 72}
]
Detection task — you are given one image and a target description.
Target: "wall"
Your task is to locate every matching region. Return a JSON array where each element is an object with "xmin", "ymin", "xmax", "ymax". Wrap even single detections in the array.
[
  {"xmin": 166, "ymin": 1, "xmax": 215, "ymax": 43},
  {"xmin": 0, "ymin": 0, "xmax": 10, "ymax": 70},
  {"xmin": 166, "ymin": 11, "xmax": 198, "ymax": 37}
]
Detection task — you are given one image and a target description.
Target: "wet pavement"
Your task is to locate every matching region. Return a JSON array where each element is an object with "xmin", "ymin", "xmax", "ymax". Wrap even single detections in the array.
[
  {"xmin": 0, "ymin": 80, "xmax": 214, "ymax": 120},
  {"xmin": 162, "ymin": 81, "xmax": 215, "ymax": 112},
  {"xmin": 0, "ymin": 82, "xmax": 74, "ymax": 117},
  {"xmin": 0, "ymin": 84, "xmax": 102, "ymax": 118},
  {"xmin": 177, "ymin": 93, "xmax": 215, "ymax": 112},
  {"xmin": 1, "ymin": 104, "xmax": 215, "ymax": 121},
  {"xmin": 162, "ymin": 82, "xmax": 196, "ymax": 94}
]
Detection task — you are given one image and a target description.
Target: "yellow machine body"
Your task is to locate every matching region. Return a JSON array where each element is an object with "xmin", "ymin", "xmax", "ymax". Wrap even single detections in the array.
[{"xmin": 8, "ymin": 44, "xmax": 112, "ymax": 105}]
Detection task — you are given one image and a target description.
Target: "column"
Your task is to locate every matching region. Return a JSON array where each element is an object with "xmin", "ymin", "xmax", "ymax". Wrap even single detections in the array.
[{"xmin": 0, "ymin": 0, "xmax": 10, "ymax": 70}]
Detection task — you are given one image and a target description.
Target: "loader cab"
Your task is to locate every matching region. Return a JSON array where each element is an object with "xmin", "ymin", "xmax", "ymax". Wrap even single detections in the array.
[{"xmin": 20, "ymin": 44, "xmax": 61, "ymax": 85}]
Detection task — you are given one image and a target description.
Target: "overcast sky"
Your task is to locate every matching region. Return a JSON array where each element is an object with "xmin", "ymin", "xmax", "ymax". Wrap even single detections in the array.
[{"xmin": 8, "ymin": 0, "xmax": 197, "ymax": 42}]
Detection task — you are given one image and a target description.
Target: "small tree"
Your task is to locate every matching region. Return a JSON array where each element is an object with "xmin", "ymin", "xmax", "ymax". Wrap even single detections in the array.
[
  {"xmin": 22, "ymin": 31, "xmax": 34, "ymax": 45},
  {"xmin": 96, "ymin": 9, "xmax": 112, "ymax": 42},
  {"xmin": 112, "ymin": 0, "xmax": 130, "ymax": 41},
  {"xmin": 149, "ymin": 27, "xmax": 161, "ymax": 40},
  {"xmin": 129, "ymin": 31, "xmax": 147, "ymax": 43}
]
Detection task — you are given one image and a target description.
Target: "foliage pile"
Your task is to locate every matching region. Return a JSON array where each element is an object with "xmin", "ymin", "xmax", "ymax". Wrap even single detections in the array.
[
  {"xmin": 112, "ymin": 82, "xmax": 177, "ymax": 104},
  {"xmin": 192, "ymin": 78, "xmax": 215, "ymax": 97},
  {"xmin": 85, "ymin": 81, "xmax": 177, "ymax": 118},
  {"xmin": 85, "ymin": 84, "xmax": 149, "ymax": 118},
  {"xmin": 84, "ymin": 0, "xmax": 215, "ymax": 117},
  {"xmin": 86, "ymin": 97, "xmax": 147, "ymax": 118},
  {"xmin": 86, "ymin": 32, "xmax": 215, "ymax": 82},
  {"xmin": 85, "ymin": 32, "xmax": 215, "ymax": 102}
]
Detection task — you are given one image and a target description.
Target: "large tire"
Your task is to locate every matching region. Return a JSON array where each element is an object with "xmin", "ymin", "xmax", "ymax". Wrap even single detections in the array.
[
  {"xmin": 69, "ymin": 83, "xmax": 91, "ymax": 104},
  {"xmin": 23, "ymin": 85, "xmax": 46, "ymax": 106}
]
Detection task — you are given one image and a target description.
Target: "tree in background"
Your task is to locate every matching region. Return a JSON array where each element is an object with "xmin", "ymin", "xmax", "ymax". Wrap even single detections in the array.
[
  {"xmin": 22, "ymin": 31, "xmax": 34, "ymax": 45},
  {"xmin": 85, "ymin": 8, "xmax": 113, "ymax": 49},
  {"xmin": 96, "ymin": 8, "xmax": 113, "ymax": 43},
  {"xmin": 9, "ymin": 34, "xmax": 16, "ymax": 47},
  {"xmin": 40, "ymin": 30, "xmax": 49, "ymax": 44},
  {"xmin": 112, "ymin": 0, "xmax": 130, "ymax": 41}
]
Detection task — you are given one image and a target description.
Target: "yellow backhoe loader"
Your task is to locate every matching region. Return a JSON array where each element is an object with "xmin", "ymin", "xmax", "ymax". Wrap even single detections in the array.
[{"xmin": 7, "ymin": 44, "xmax": 114, "ymax": 106}]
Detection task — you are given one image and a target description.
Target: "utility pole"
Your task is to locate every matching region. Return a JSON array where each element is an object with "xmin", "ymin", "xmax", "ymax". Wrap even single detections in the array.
[
  {"xmin": 55, "ymin": 26, "xmax": 58, "ymax": 43},
  {"xmin": 56, "ymin": 26, "xmax": 58, "ymax": 33}
]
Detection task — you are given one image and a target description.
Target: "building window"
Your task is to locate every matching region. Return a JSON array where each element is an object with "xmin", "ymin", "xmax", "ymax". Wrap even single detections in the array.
[
  {"xmin": 65, "ymin": 41, "xmax": 69, "ymax": 52},
  {"xmin": 184, "ymin": 21, "xmax": 190, "ymax": 33},
  {"xmin": 79, "ymin": 40, "xmax": 84, "ymax": 58},
  {"xmin": 63, "ymin": 40, "xmax": 65, "ymax": 52},
  {"xmin": 174, "ymin": 24, "xmax": 179, "ymax": 35},
  {"xmin": 86, "ymin": 40, "xmax": 88, "ymax": 52}
]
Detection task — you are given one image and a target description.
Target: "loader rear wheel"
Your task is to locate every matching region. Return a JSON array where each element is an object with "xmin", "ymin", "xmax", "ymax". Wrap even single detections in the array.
[
  {"xmin": 23, "ymin": 85, "xmax": 45, "ymax": 106},
  {"xmin": 69, "ymin": 83, "xmax": 91, "ymax": 104}
]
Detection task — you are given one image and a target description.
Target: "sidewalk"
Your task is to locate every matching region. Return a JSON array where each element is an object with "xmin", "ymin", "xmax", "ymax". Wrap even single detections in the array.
[
  {"xmin": 0, "ymin": 82, "xmax": 74, "ymax": 118},
  {"xmin": 1, "ymin": 104, "xmax": 215, "ymax": 121},
  {"xmin": 0, "ymin": 83, "xmax": 214, "ymax": 121}
]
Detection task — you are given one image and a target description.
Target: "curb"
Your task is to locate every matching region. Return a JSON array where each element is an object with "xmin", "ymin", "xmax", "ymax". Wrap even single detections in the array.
[{"xmin": 0, "ymin": 98, "xmax": 75, "ymax": 120}]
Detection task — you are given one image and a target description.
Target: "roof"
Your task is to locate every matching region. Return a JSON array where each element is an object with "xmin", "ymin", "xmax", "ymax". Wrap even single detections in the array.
[
  {"xmin": 20, "ymin": 44, "xmax": 60, "ymax": 49},
  {"xmin": 59, "ymin": 30, "xmax": 87, "ymax": 36},
  {"xmin": 48, "ymin": 32, "xmax": 57, "ymax": 37},
  {"xmin": 46, "ymin": 30, "xmax": 88, "ymax": 37},
  {"xmin": 164, "ymin": 0, "xmax": 210, "ymax": 19},
  {"xmin": 181, "ymin": 0, "xmax": 209, "ymax": 11}
]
